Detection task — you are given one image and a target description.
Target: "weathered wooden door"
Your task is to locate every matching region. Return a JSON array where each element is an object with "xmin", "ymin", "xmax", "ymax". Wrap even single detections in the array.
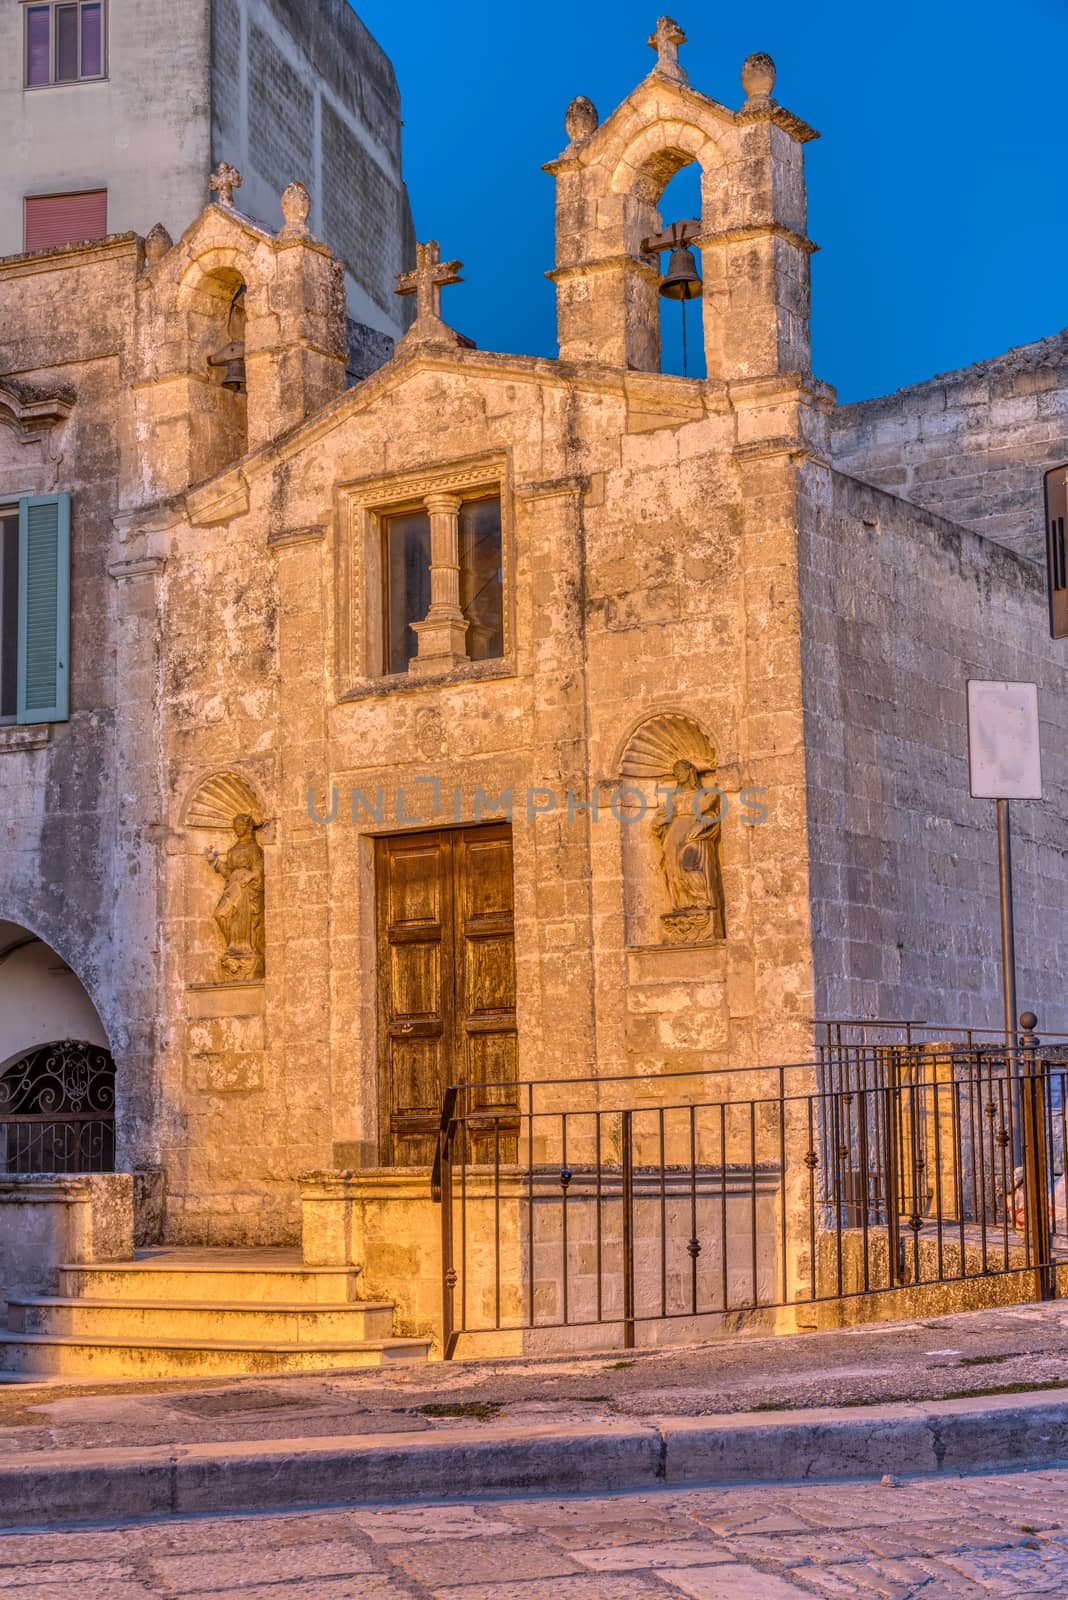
[{"xmin": 376, "ymin": 824, "xmax": 517, "ymax": 1166}]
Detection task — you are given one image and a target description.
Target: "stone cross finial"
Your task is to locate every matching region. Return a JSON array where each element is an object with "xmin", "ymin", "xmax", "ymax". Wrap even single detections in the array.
[
  {"xmin": 209, "ymin": 161, "xmax": 243, "ymax": 209},
  {"xmin": 394, "ymin": 241, "xmax": 464, "ymax": 344},
  {"xmin": 647, "ymin": 16, "xmax": 688, "ymax": 84}
]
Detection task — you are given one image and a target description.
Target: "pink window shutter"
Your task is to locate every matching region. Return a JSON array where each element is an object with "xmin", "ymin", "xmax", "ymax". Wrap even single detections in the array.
[{"xmin": 24, "ymin": 190, "xmax": 108, "ymax": 252}]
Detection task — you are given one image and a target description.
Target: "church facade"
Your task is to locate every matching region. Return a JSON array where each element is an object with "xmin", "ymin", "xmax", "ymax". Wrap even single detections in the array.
[{"xmin": 1, "ymin": 20, "xmax": 1067, "ymax": 1286}]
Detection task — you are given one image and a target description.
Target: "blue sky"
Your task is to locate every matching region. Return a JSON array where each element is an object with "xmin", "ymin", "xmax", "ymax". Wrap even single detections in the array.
[{"xmin": 354, "ymin": 0, "xmax": 1067, "ymax": 402}]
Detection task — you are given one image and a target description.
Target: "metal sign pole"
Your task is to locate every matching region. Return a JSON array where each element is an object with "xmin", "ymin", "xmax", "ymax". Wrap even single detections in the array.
[{"xmin": 996, "ymin": 797, "xmax": 1022, "ymax": 1161}]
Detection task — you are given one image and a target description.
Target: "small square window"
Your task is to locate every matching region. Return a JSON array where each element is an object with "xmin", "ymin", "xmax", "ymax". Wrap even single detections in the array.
[
  {"xmin": 25, "ymin": 1, "xmax": 107, "ymax": 88},
  {"xmin": 380, "ymin": 493, "xmax": 505, "ymax": 677}
]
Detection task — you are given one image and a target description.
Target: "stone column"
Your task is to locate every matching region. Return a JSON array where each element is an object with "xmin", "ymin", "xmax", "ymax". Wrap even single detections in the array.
[{"xmin": 411, "ymin": 492, "xmax": 469, "ymax": 674}]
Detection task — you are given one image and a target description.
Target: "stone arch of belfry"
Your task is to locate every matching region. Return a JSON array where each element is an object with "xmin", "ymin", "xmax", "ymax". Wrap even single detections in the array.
[{"xmin": 546, "ymin": 42, "xmax": 817, "ymax": 380}]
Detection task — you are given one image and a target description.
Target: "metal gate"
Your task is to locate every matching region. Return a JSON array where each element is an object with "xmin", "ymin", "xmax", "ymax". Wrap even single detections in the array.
[{"xmin": 0, "ymin": 1040, "xmax": 116, "ymax": 1173}]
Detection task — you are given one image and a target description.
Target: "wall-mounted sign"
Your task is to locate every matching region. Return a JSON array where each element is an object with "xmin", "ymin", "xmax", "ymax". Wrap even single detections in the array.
[
  {"xmin": 1045, "ymin": 463, "xmax": 1068, "ymax": 640},
  {"xmin": 967, "ymin": 680, "xmax": 1042, "ymax": 800}
]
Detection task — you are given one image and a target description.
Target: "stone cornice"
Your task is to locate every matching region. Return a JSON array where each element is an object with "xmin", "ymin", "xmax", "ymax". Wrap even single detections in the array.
[
  {"xmin": 108, "ymin": 556, "xmax": 166, "ymax": 580},
  {"xmin": 0, "ymin": 233, "xmax": 138, "ymax": 280},
  {"xmin": 339, "ymin": 451, "xmax": 508, "ymax": 509},
  {"xmin": 546, "ymin": 254, "xmax": 661, "ymax": 285},
  {"xmin": 187, "ymin": 470, "xmax": 250, "ymax": 526},
  {"xmin": 0, "ymin": 379, "xmax": 75, "ymax": 441},
  {"xmin": 267, "ymin": 524, "xmax": 326, "ymax": 550},
  {"xmin": 693, "ymin": 222, "xmax": 819, "ymax": 256},
  {"xmin": 514, "ymin": 475, "xmax": 589, "ymax": 503}
]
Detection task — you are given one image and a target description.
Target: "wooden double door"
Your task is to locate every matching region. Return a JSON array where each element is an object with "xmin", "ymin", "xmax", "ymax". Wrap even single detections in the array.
[{"xmin": 376, "ymin": 824, "xmax": 518, "ymax": 1166}]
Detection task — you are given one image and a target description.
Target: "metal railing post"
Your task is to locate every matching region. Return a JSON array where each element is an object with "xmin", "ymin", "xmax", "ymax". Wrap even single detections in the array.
[
  {"xmin": 884, "ymin": 1069, "xmax": 903, "ymax": 1284},
  {"xmin": 433, "ymin": 1085, "xmax": 461, "ymax": 1359},
  {"xmin": 621, "ymin": 1108, "xmax": 635, "ymax": 1349},
  {"xmin": 1020, "ymin": 1013, "xmax": 1055, "ymax": 1301}
]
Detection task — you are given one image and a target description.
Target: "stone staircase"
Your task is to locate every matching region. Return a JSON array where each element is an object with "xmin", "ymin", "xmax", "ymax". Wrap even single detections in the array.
[{"xmin": 0, "ymin": 1249, "xmax": 432, "ymax": 1378}]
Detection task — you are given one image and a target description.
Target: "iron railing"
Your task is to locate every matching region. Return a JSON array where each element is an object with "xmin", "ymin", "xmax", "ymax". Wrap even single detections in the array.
[{"xmin": 433, "ymin": 1019, "xmax": 1063, "ymax": 1358}]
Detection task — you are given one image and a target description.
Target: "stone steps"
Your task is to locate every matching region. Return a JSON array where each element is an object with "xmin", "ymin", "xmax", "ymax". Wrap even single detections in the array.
[
  {"xmin": 55, "ymin": 1262, "xmax": 363, "ymax": 1305},
  {"xmin": 0, "ymin": 1250, "xmax": 433, "ymax": 1378},
  {"xmin": 0, "ymin": 1330, "xmax": 430, "ymax": 1379},
  {"xmin": 7, "ymin": 1296, "xmax": 397, "ymax": 1342}
]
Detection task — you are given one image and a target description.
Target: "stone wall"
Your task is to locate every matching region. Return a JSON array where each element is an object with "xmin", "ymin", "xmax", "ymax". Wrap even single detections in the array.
[
  {"xmin": 0, "ymin": 238, "xmax": 157, "ymax": 1152},
  {"xmin": 211, "ymin": 0, "xmax": 415, "ymax": 344},
  {"xmin": 832, "ymin": 329, "xmax": 1068, "ymax": 565},
  {"xmin": 801, "ymin": 466, "xmax": 1068, "ymax": 1029}
]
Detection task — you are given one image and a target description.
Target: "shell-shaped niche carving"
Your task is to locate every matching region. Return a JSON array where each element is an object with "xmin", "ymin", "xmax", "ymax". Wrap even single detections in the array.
[
  {"xmin": 620, "ymin": 714, "xmax": 716, "ymax": 781},
  {"xmin": 185, "ymin": 771, "xmax": 264, "ymax": 831}
]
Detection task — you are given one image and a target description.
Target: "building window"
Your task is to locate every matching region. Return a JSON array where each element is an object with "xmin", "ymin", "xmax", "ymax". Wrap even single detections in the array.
[
  {"xmin": 24, "ymin": 189, "xmax": 107, "ymax": 252},
  {"xmin": 0, "ymin": 497, "xmax": 71, "ymax": 726},
  {"xmin": 25, "ymin": 2, "xmax": 105, "ymax": 88},
  {"xmin": 459, "ymin": 498, "xmax": 504, "ymax": 662},
  {"xmin": 382, "ymin": 494, "xmax": 504, "ymax": 677},
  {"xmin": 0, "ymin": 513, "xmax": 18, "ymax": 724}
]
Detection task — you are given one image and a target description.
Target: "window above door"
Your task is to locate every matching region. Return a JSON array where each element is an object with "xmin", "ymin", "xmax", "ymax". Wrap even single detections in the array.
[
  {"xmin": 338, "ymin": 453, "xmax": 514, "ymax": 693},
  {"xmin": 25, "ymin": 1, "xmax": 106, "ymax": 88}
]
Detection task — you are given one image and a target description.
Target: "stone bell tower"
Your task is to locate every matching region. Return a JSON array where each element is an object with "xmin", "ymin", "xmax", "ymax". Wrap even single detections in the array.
[{"xmin": 545, "ymin": 18, "xmax": 818, "ymax": 378}]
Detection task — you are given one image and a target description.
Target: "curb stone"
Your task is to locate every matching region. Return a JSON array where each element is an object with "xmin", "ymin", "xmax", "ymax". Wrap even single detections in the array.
[{"xmin": 1, "ymin": 1393, "xmax": 1067, "ymax": 1529}]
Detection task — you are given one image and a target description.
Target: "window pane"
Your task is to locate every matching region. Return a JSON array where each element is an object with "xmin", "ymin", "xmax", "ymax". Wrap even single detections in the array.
[
  {"xmin": 459, "ymin": 498, "xmax": 504, "ymax": 661},
  {"xmin": 56, "ymin": 5, "xmax": 79, "ymax": 80},
  {"xmin": 385, "ymin": 511, "xmax": 430, "ymax": 674},
  {"xmin": 0, "ymin": 516, "xmax": 19, "ymax": 720},
  {"xmin": 26, "ymin": 8, "xmax": 50, "ymax": 86},
  {"xmin": 80, "ymin": 3, "xmax": 103, "ymax": 76}
]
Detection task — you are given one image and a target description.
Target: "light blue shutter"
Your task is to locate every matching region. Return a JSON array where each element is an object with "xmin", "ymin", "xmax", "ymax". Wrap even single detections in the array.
[{"xmin": 17, "ymin": 494, "xmax": 70, "ymax": 724}]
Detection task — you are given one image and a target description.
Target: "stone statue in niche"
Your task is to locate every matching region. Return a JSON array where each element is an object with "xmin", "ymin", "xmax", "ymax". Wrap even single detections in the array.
[
  {"xmin": 653, "ymin": 760, "xmax": 725, "ymax": 943},
  {"xmin": 620, "ymin": 714, "xmax": 726, "ymax": 947},
  {"xmin": 207, "ymin": 814, "xmax": 265, "ymax": 980}
]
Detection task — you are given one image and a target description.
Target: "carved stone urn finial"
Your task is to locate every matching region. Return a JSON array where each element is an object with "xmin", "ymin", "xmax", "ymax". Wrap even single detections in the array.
[
  {"xmin": 143, "ymin": 222, "xmax": 173, "ymax": 267},
  {"xmin": 209, "ymin": 161, "xmax": 243, "ymax": 209},
  {"xmin": 564, "ymin": 96, "xmax": 599, "ymax": 145},
  {"xmin": 741, "ymin": 52, "xmax": 777, "ymax": 106},
  {"xmin": 279, "ymin": 180, "xmax": 311, "ymax": 239}
]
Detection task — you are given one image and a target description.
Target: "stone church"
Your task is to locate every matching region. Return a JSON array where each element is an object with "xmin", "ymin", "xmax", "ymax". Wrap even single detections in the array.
[{"xmin": 0, "ymin": 17, "xmax": 1066, "ymax": 1370}]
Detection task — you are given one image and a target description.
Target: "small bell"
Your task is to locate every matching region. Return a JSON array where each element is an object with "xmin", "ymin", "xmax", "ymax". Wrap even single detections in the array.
[
  {"xmin": 659, "ymin": 243, "xmax": 702, "ymax": 301},
  {"xmin": 220, "ymin": 355, "xmax": 247, "ymax": 393},
  {"xmin": 207, "ymin": 340, "xmax": 247, "ymax": 394}
]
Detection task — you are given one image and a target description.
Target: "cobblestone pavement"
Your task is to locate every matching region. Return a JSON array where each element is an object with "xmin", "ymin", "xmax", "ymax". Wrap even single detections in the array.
[{"xmin": 5, "ymin": 1467, "xmax": 1068, "ymax": 1598}]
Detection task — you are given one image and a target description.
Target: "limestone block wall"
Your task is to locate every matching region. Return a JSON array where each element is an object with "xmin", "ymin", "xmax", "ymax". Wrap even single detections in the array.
[
  {"xmin": 832, "ymin": 329, "xmax": 1068, "ymax": 565},
  {"xmin": 800, "ymin": 466, "xmax": 1068, "ymax": 1029}
]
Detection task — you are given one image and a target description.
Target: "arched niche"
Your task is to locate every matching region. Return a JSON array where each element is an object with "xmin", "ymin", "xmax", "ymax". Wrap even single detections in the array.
[
  {"xmin": 618, "ymin": 713, "xmax": 725, "ymax": 948},
  {"xmin": 181, "ymin": 771, "xmax": 267, "ymax": 985},
  {"xmin": 178, "ymin": 252, "xmax": 253, "ymax": 476}
]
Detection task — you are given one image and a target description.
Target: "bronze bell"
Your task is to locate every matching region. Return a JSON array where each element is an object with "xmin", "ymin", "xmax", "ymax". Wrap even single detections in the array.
[
  {"xmin": 207, "ymin": 340, "xmax": 247, "ymax": 394},
  {"xmin": 659, "ymin": 243, "xmax": 702, "ymax": 301}
]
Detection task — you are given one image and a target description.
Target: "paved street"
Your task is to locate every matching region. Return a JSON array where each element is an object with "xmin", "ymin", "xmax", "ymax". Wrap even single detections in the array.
[{"xmin": 4, "ymin": 1467, "xmax": 1068, "ymax": 1598}]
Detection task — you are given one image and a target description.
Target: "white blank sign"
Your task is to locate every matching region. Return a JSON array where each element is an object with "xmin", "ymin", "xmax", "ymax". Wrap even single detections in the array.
[{"xmin": 967, "ymin": 681, "xmax": 1042, "ymax": 799}]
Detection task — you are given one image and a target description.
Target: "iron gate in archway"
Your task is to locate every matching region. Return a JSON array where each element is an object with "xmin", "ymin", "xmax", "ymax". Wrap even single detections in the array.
[{"xmin": 0, "ymin": 1040, "xmax": 115, "ymax": 1173}]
